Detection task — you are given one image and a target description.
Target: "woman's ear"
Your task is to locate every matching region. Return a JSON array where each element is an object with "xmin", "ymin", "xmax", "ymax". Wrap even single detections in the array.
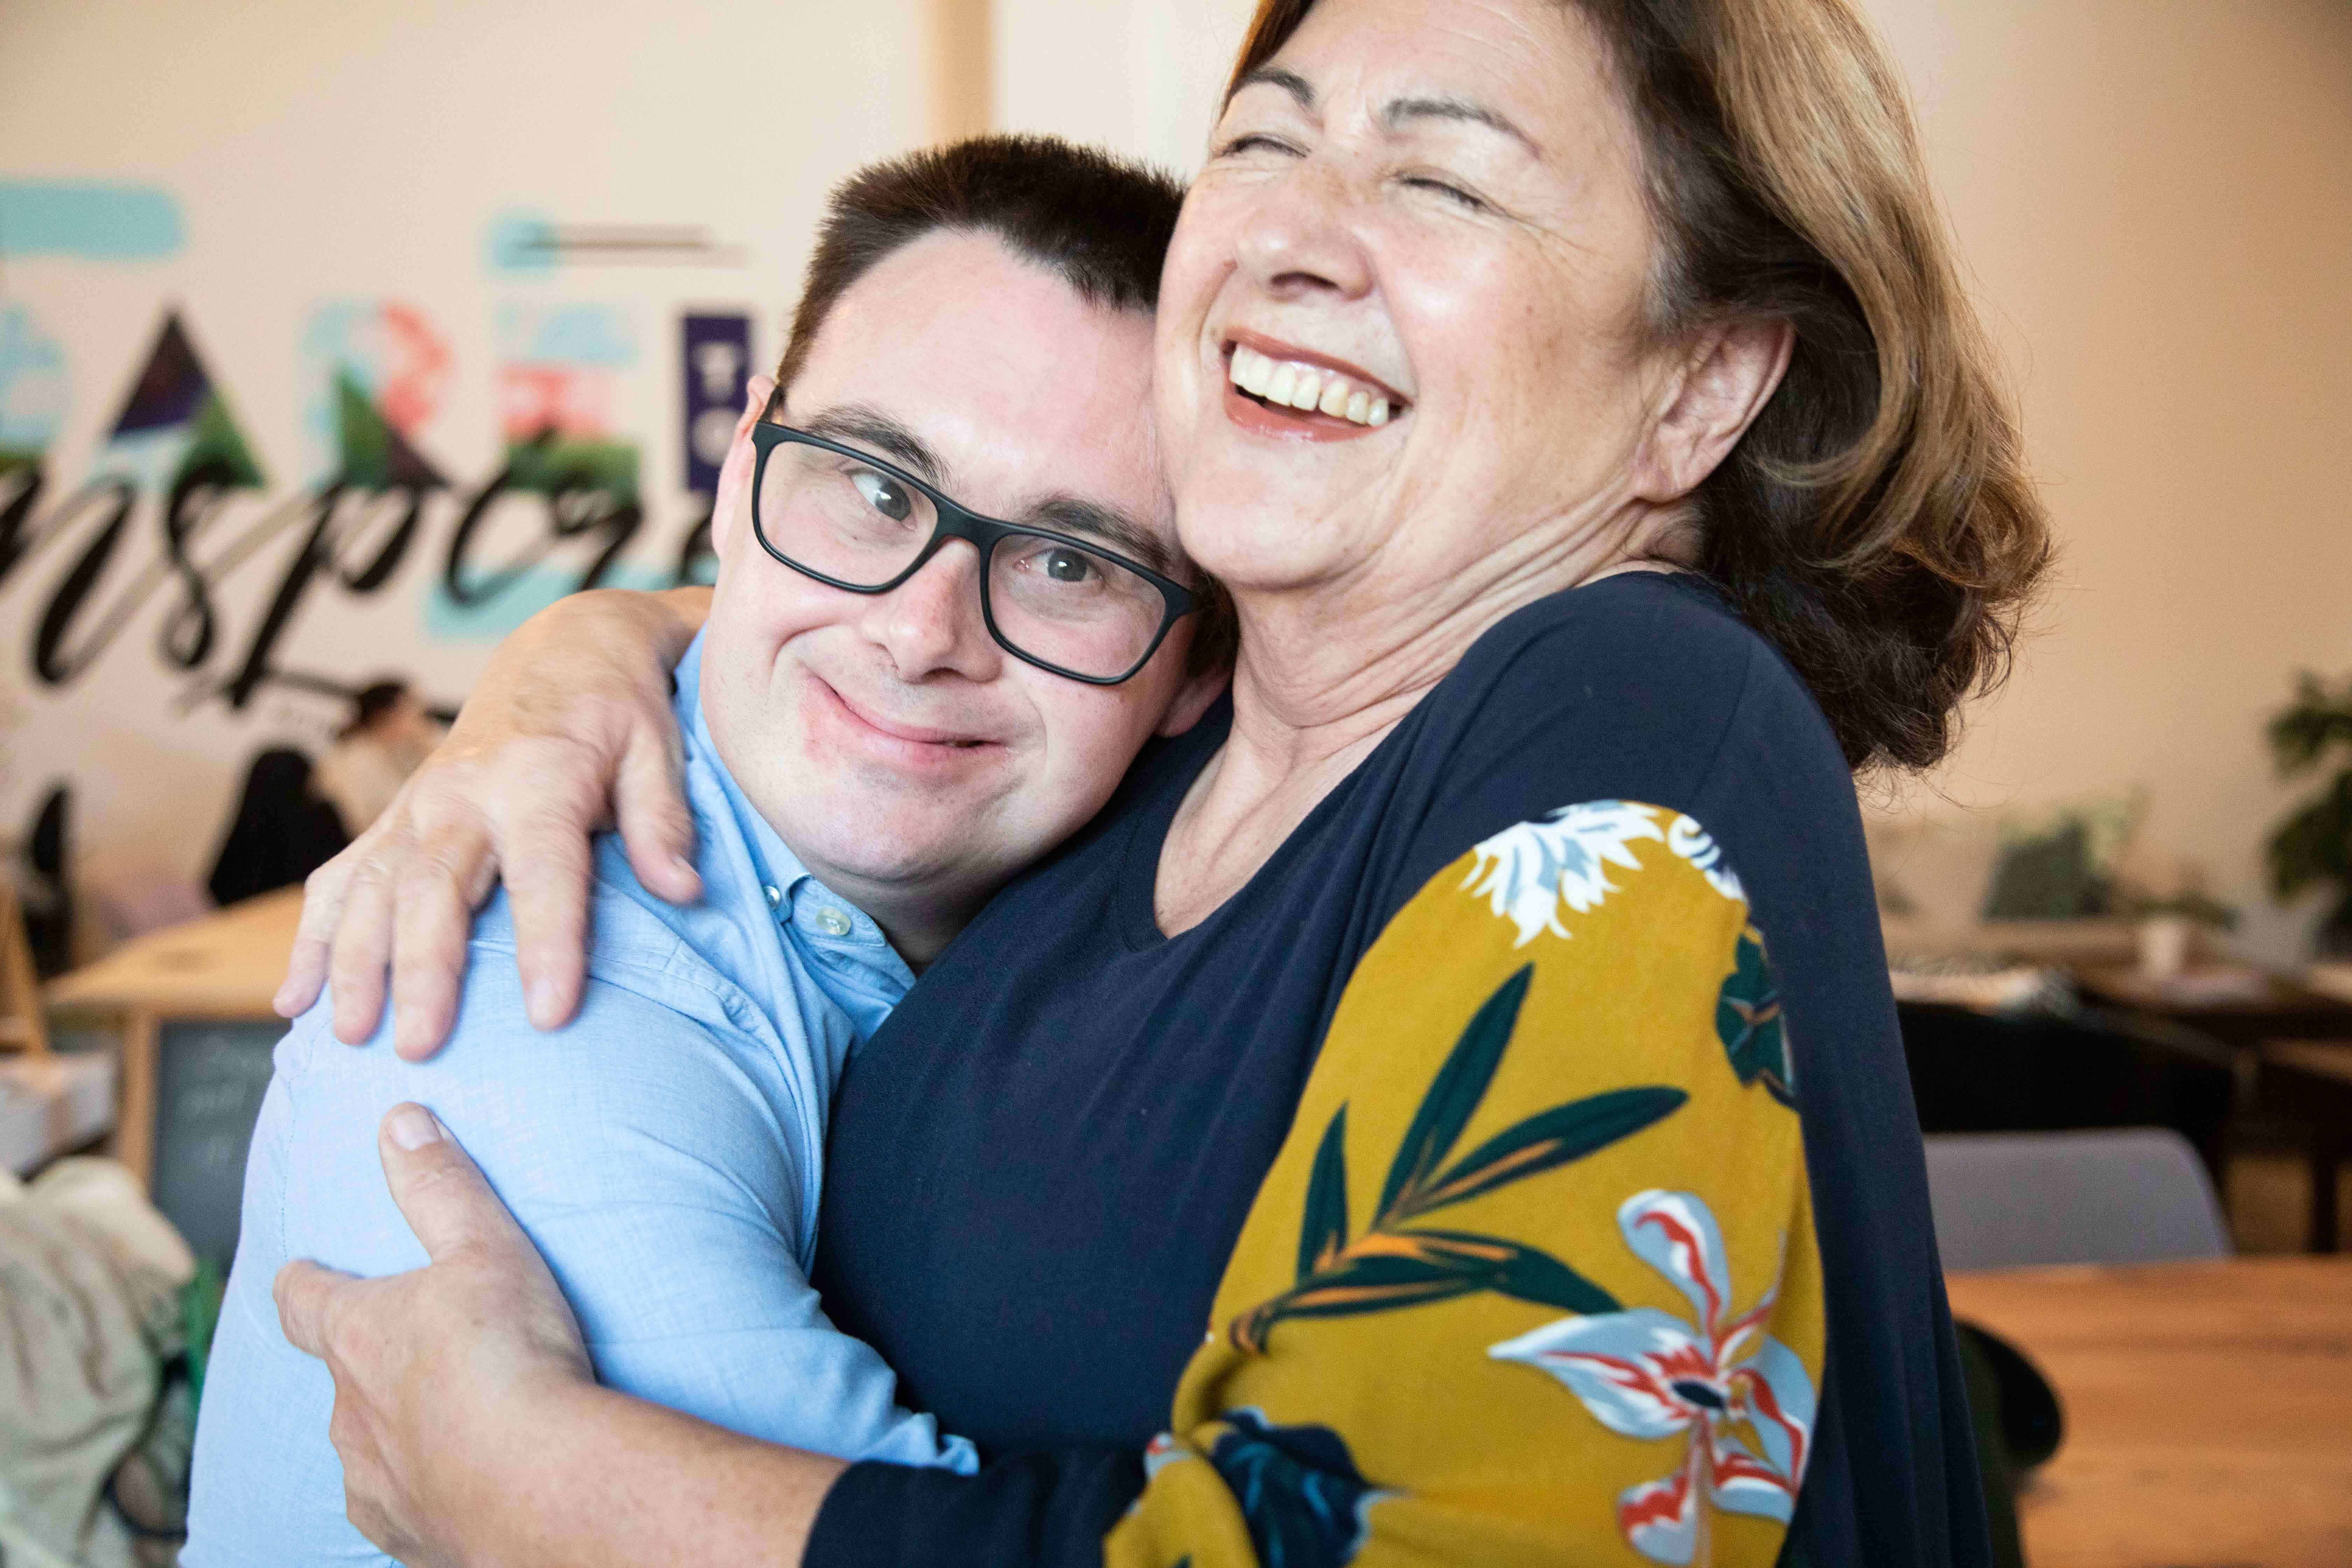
[
  {"xmin": 707, "ymin": 375, "xmax": 776, "ymax": 558},
  {"xmin": 1630, "ymin": 318, "xmax": 1794, "ymax": 504}
]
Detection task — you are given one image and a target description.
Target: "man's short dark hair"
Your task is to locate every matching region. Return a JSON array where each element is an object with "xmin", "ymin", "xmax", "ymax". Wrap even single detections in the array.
[
  {"xmin": 776, "ymin": 134, "xmax": 1182, "ymax": 394},
  {"xmin": 775, "ymin": 133, "xmax": 1232, "ymax": 677}
]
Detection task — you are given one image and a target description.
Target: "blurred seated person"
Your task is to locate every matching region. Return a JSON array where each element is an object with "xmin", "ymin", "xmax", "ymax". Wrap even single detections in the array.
[
  {"xmin": 313, "ymin": 680, "xmax": 447, "ymax": 835},
  {"xmin": 206, "ymin": 749, "xmax": 347, "ymax": 909}
]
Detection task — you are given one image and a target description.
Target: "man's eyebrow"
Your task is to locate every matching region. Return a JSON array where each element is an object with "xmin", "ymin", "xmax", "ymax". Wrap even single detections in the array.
[
  {"xmin": 1227, "ymin": 65, "xmax": 1314, "ymax": 112},
  {"xmin": 1383, "ymin": 94, "xmax": 1540, "ymax": 156},
  {"xmin": 1023, "ymin": 496, "xmax": 1176, "ymax": 574},
  {"xmin": 794, "ymin": 406, "xmax": 948, "ymax": 486}
]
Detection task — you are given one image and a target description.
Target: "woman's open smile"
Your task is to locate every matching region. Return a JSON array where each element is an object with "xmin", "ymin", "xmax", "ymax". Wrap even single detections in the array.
[{"xmin": 1220, "ymin": 329, "xmax": 1410, "ymax": 441}]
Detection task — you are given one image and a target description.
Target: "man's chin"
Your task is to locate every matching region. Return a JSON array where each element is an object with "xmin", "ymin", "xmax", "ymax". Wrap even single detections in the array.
[{"xmin": 775, "ymin": 805, "xmax": 1003, "ymax": 892}]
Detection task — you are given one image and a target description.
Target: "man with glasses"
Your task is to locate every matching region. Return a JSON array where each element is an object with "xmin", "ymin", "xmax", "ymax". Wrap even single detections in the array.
[{"xmin": 186, "ymin": 136, "xmax": 1227, "ymax": 1566}]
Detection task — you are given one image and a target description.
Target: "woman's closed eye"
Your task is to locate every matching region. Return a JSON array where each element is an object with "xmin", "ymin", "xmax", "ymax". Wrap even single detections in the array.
[
  {"xmin": 1212, "ymin": 131, "xmax": 1305, "ymax": 162},
  {"xmin": 1397, "ymin": 168, "xmax": 1493, "ymax": 213}
]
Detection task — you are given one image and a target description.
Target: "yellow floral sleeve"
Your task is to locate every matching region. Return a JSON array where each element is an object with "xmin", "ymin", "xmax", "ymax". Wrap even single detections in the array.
[{"xmin": 1105, "ymin": 803, "xmax": 1824, "ymax": 1568}]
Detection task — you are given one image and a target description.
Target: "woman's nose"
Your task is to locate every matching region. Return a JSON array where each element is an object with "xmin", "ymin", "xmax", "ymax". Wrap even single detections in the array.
[
  {"xmin": 1232, "ymin": 162, "xmax": 1374, "ymax": 302},
  {"xmin": 860, "ymin": 542, "xmax": 1000, "ymax": 682}
]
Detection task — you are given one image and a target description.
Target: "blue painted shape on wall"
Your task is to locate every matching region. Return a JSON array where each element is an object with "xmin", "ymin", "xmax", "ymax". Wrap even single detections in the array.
[
  {"xmin": 0, "ymin": 304, "xmax": 69, "ymax": 455},
  {"xmin": 0, "ymin": 181, "xmax": 184, "ymax": 259},
  {"xmin": 496, "ymin": 301, "xmax": 637, "ymax": 368},
  {"xmin": 485, "ymin": 209, "xmax": 560, "ymax": 275}
]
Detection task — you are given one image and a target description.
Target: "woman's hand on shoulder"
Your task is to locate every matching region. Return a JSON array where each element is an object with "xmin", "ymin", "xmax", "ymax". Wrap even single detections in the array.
[
  {"xmin": 274, "ymin": 584, "xmax": 711, "ymax": 1059},
  {"xmin": 274, "ymin": 1104, "xmax": 596, "ymax": 1566}
]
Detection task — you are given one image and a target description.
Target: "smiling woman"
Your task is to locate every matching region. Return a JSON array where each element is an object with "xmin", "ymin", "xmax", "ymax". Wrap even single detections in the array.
[{"xmin": 265, "ymin": 4, "xmax": 2044, "ymax": 1567}]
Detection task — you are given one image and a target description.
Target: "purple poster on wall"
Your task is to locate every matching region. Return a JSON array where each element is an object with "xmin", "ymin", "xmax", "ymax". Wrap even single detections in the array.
[{"xmin": 681, "ymin": 312, "xmax": 752, "ymax": 496}]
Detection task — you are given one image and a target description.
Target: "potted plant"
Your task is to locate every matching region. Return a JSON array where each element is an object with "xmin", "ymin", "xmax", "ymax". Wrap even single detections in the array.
[
  {"xmin": 2267, "ymin": 672, "xmax": 2352, "ymax": 958},
  {"xmin": 2121, "ymin": 889, "xmax": 2237, "ymax": 980}
]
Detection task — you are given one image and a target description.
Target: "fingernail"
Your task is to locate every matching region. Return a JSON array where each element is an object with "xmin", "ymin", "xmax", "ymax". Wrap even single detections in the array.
[{"xmin": 388, "ymin": 1105, "xmax": 444, "ymax": 1150}]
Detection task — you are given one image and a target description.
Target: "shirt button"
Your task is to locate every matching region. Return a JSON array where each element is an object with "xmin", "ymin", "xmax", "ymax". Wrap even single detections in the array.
[
  {"xmin": 763, "ymin": 885, "xmax": 782, "ymax": 908},
  {"xmin": 813, "ymin": 907, "xmax": 853, "ymax": 937}
]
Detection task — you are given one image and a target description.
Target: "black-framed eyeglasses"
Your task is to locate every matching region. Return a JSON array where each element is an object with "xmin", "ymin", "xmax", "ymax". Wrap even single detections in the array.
[{"xmin": 746, "ymin": 422, "xmax": 1197, "ymax": 686}]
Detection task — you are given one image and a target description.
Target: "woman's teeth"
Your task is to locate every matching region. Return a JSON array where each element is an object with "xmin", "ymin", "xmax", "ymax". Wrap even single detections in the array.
[{"xmin": 1228, "ymin": 344, "xmax": 1391, "ymax": 427}]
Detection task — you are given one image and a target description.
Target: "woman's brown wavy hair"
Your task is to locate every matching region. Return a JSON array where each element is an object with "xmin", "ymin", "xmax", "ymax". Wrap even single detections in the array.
[{"xmin": 1228, "ymin": 0, "xmax": 2050, "ymax": 771}]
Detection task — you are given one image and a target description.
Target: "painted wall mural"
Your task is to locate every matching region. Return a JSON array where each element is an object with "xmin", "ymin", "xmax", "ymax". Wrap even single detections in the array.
[
  {"xmin": 0, "ymin": 190, "xmax": 766, "ymax": 919},
  {"xmin": 1, "ymin": 301, "xmax": 737, "ymax": 706}
]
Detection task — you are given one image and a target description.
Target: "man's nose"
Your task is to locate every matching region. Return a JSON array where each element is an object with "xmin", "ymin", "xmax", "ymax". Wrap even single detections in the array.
[{"xmin": 859, "ymin": 541, "xmax": 1002, "ymax": 682}]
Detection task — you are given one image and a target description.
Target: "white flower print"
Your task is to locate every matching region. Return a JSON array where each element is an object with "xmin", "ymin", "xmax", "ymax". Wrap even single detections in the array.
[
  {"xmin": 1666, "ymin": 816, "xmax": 1746, "ymax": 904},
  {"xmin": 1463, "ymin": 802, "xmax": 1667, "ymax": 947}
]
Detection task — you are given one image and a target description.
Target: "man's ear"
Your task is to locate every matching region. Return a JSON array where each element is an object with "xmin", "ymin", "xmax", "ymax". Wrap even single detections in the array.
[
  {"xmin": 1155, "ymin": 650, "xmax": 1231, "ymax": 738},
  {"xmin": 1630, "ymin": 318, "xmax": 1794, "ymax": 504},
  {"xmin": 707, "ymin": 374, "xmax": 776, "ymax": 558}
]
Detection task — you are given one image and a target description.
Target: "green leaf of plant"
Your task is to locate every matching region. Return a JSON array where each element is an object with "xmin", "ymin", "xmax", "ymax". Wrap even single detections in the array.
[
  {"xmin": 1406, "ymin": 1085, "xmax": 1688, "ymax": 1217},
  {"xmin": 1377, "ymin": 965, "xmax": 1532, "ymax": 1223},
  {"xmin": 1297, "ymin": 1105, "xmax": 1351, "ymax": 1283},
  {"xmin": 1488, "ymin": 1239, "xmax": 1621, "ymax": 1316}
]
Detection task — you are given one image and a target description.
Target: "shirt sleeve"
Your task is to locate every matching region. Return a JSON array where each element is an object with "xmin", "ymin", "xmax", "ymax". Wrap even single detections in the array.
[
  {"xmin": 808, "ymin": 802, "xmax": 1822, "ymax": 1567},
  {"xmin": 298, "ymin": 944, "xmax": 967, "ymax": 1468}
]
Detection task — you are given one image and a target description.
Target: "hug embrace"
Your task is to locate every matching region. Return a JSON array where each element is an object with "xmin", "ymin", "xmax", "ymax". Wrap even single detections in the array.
[{"xmin": 185, "ymin": 0, "xmax": 2047, "ymax": 1563}]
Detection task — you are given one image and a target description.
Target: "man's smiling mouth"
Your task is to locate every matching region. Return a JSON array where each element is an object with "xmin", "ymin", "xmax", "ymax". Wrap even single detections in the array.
[{"xmin": 818, "ymin": 675, "xmax": 996, "ymax": 751}]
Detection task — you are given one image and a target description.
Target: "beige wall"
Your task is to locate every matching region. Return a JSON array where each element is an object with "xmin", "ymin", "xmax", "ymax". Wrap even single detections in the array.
[
  {"xmin": 1863, "ymin": 0, "xmax": 2352, "ymax": 962},
  {"xmin": 992, "ymin": 0, "xmax": 1258, "ymax": 172}
]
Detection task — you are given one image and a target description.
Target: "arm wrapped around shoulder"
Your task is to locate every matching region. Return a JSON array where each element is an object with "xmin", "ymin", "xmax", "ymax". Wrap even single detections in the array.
[{"xmin": 274, "ymin": 584, "xmax": 711, "ymax": 1058}]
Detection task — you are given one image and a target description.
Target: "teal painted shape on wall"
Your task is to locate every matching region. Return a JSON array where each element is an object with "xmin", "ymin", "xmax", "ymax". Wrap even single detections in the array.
[{"xmin": 0, "ymin": 181, "xmax": 185, "ymax": 259}]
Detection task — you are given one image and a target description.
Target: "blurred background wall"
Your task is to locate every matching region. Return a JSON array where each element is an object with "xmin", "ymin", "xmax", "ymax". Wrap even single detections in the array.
[{"xmin": 3, "ymin": 0, "xmax": 2348, "ymax": 962}]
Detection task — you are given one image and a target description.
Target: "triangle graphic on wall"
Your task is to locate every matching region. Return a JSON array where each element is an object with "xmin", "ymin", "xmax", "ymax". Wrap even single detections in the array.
[
  {"xmin": 335, "ymin": 371, "xmax": 447, "ymax": 490},
  {"xmin": 105, "ymin": 310, "xmax": 266, "ymax": 489},
  {"xmin": 109, "ymin": 313, "xmax": 208, "ymax": 436}
]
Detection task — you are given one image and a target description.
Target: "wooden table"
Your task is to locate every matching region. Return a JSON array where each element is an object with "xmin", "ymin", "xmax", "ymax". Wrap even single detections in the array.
[
  {"xmin": 2075, "ymin": 965, "xmax": 2352, "ymax": 1050},
  {"xmin": 1946, "ymin": 1256, "xmax": 2352, "ymax": 1568},
  {"xmin": 44, "ymin": 887, "xmax": 302, "ymax": 1189}
]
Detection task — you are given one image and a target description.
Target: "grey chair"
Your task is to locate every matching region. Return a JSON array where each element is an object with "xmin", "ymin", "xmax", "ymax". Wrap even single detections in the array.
[{"xmin": 1924, "ymin": 1127, "xmax": 2231, "ymax": 1271}]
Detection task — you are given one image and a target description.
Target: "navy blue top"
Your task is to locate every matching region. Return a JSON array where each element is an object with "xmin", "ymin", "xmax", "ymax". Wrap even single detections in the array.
[{"xmin": 806, "ymin": 573, "xmax": 1988, "ymax": 1567}]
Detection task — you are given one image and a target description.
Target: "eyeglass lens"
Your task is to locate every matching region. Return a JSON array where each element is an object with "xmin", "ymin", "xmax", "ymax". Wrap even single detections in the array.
[{"xmin": 757, "ymin": 439, "xmax": 1169, "ymax": 680}]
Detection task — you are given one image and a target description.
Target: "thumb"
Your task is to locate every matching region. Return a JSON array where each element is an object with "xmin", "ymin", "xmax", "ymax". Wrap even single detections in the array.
[
  {"xmin": 375, "ymin": 1104, "xmax": 527, "ymax": 1263},
  {"xmin": 273, "ymin": 1258, "xmax": 360, "ymax": 1359}
]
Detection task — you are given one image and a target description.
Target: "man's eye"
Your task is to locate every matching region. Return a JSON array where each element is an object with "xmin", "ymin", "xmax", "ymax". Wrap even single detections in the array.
[
  {"xmin": 852, "ymin": 469, "xmax": 913, "ymax": 522},
  {"xmin": 1041, "ymin": 548, "xmax": 1097, "ymax": 584}
]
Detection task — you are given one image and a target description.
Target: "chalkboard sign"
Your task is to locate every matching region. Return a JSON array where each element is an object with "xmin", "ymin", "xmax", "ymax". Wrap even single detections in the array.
[{"xmin": 151, "ymin": 1021, "xmax": 288, "ymax": 1267}]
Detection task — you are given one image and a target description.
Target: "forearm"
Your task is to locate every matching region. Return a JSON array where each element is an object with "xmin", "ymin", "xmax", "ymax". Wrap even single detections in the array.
[
  {"xmin": 465, "ymin": 1381, "xmax": 844, "ymax": 1568},
  {"xmin": 456, "ymin": 586, "xmax": 709, "ymax": 737}
]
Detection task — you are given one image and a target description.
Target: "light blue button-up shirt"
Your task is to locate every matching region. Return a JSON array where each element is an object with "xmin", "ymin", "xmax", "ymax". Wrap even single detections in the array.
[{"xmin": 187, "ymin": 635, "xmax": 975, "ymax": 1567}]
